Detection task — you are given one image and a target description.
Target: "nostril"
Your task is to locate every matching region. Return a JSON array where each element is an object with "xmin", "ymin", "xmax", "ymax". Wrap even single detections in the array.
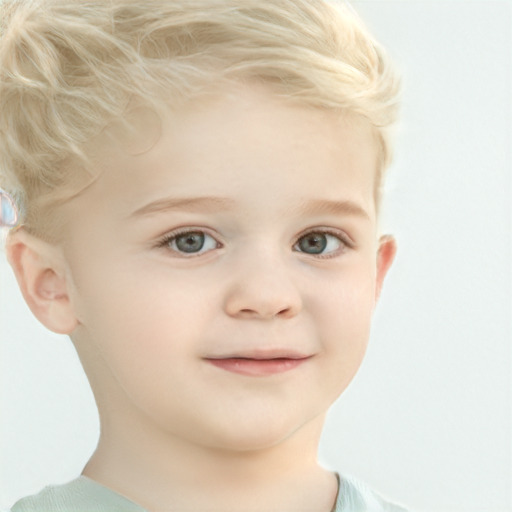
[
  {"xmin": 234, "ymin": 304, "xmax": 296, "ymax": 320},
  {"xmin": 276, "ymin": 306, "xmax": 298, "ymax": 319}
]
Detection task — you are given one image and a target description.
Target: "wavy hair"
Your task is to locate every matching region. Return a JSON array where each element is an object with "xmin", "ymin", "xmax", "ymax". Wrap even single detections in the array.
[{"xmin": 0, "ymin": 0, "xmax": 401, "ymax": 240}]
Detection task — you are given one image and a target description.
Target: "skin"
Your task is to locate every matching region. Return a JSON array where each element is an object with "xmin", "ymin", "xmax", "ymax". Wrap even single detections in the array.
[{"xmin": 7, "ymin": 83, "xmax": 396, "ymax": 512}]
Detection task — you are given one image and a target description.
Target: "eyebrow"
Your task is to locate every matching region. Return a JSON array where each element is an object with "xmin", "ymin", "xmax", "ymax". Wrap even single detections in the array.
[
  {"xmin": 129, "ymin": 195, "xmax": 370, "ymax": 220},
  {"xmin": 130, "ymin": 196, "xmax": 237, "ymax": 217},
  {"xmin": 296, "ymin": 199, "xmax": 370, "ymax": 220}
]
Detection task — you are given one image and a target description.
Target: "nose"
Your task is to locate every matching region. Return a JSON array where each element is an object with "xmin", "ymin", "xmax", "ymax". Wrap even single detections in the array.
[{"xmin": 223, "ymin": 255, "xmax": 303, "ymax": 320}]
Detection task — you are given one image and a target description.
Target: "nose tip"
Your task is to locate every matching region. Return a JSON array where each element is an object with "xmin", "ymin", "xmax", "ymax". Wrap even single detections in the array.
[
  {"xmin": 224, "ymin": 274, "xmax": 303, "ymax": 320},
  {"xmin": 223, "ymin": 244, "xmax": 304, "ymax": 320}
]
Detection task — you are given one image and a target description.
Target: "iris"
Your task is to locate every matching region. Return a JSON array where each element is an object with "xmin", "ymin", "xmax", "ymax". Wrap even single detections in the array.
[
  {"xmin": 175, "ymin": 231, "xmax": 206, "ymax": 253},
  {"xmin": 298, "ymin": 233, "xmax": 328, "ymax": 254}
]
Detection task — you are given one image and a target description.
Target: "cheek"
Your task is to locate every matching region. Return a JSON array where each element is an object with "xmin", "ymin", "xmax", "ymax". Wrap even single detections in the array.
[
  {"xmin": 74, "ymin": 263, "xmax": 216, "ymax": 371},
  {"xmin": 316, "ymin": 264, "xmax": 376, "ymax": 329},
  {"xmin": 315, "ymin": 267, "xmax": 376, "ymax": 369},
  {"xmin": 73, "ymin": 271, "xmax": 205, "ymax": 414}
]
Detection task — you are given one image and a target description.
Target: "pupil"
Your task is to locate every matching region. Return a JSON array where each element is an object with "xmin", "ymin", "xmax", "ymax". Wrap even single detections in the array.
[
  {"xmin": 299, "ymin": 233, "xmax": 327, "ymax": 254},
  {"xmin": 176, "ymin": 232, "xmax": 205, "ymax": 253}
]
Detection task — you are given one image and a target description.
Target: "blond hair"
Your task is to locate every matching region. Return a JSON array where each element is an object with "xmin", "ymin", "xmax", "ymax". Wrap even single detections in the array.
[{"xmin": 0, "ymin": 0, "xmax": 400, "ymax": 240}]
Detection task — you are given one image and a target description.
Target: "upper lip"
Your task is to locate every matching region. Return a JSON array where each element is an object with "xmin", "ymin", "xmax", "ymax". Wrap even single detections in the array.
[{"xmin": 205, "ymin": 349, "xmax": 312, "ymax": 360}]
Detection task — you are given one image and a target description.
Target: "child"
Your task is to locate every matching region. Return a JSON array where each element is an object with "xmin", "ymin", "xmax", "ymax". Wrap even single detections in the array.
[{"xmin": 1, "ymin": 0, "xmax": 408, "ymax": 510}]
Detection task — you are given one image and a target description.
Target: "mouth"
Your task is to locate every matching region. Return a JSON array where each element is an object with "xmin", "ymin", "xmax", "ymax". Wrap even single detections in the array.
[{"xmin": 204, "ymin": 352, "xmax": 312, "ymax": 377}]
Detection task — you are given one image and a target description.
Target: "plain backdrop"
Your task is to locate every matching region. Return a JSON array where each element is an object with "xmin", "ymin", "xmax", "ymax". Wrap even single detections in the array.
[{"xmin": 1, "ymin": 1, "xmax": 511, "ymax": 511}]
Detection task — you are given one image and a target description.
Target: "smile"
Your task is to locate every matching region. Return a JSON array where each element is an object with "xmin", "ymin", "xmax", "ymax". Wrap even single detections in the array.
[{"xmin": 205, "ymin": 356, "xmax": 312, "ymax": 377}]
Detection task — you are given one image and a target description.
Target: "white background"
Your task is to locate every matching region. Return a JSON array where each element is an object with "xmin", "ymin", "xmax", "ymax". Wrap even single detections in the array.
[{"xmin": 1, "ymin": 1, "xmax": 511, "ymax": 511}]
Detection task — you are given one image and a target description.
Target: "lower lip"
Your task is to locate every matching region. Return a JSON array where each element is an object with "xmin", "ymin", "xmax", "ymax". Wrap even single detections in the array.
[{"xmin": 206, "ymin": 357, "xmax": 310, "ymax": 377}]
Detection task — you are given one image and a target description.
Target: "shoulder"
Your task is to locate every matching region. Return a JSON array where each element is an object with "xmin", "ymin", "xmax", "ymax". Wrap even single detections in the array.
[
  {"xmin": 9, "ymin": 477, "xmax": 145, "ymax": 512},
  {"xmin": 336, "ymin": 473, "xmax": 411, "ymax": 512}
]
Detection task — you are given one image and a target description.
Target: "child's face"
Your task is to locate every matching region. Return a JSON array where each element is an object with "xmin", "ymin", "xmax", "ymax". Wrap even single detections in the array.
[{"xmin": 60, "ymin": 84, "xmax": 394, "ymax": 452}]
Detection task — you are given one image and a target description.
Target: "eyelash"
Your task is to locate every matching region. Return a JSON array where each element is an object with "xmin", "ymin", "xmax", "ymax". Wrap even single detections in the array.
[{"xmin": 155, "ymin": 227, "xmax": 354, "ymax": 258}]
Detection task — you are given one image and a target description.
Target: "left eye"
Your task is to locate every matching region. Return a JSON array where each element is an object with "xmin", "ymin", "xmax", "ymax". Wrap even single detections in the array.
[
  {"xmin": 294, "ymin": 231, "xmax": 345, "ymax": 255},
  {"xmin": 163, "ymin": 230, "xmax": 219, "ymax": 255}
]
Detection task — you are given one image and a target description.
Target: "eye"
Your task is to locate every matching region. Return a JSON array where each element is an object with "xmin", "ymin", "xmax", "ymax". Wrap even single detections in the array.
[
  {"xmin": 294, "ymin": 230, "xmax": 349, "ymax": 256},
  {"xmin": 159, "ymin": 230, "xmax": 220, "ymax": 255}
]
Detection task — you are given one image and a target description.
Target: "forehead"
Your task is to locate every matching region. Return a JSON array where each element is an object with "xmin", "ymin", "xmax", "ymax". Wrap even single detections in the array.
[{"xmin": 78, "ymin": 84, "xmax": 378, "ymax": 223}]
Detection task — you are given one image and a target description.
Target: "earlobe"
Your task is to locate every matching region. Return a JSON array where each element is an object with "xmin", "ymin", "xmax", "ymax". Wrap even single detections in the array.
[
  {"xmin": 375, "ymin": 234, "xmax": 397, "ymax": 303},
  {"xmin": 6, "ymin": 229, "xmax": 78, "ymax": 335}
]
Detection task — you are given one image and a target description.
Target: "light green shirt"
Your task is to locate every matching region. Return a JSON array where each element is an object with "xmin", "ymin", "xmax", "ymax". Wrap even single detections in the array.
[{"xmin": 10, "ymin": 473, "xmax": 409, "ymax": 512}]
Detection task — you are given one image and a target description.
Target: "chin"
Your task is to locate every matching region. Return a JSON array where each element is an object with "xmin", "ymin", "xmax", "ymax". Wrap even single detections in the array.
[{"xmin": 192, "ymin": 409, "xmax": 322, "ymax": 455}]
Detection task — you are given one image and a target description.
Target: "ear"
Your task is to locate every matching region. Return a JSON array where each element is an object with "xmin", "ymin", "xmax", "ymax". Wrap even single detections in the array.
[
  {"xmin": 375, "ymin": 234, "xmax": 397, "ymax": 303},
  {"xmin": 6, "ymin": 229, "xmax": 78, "ymax": 335}
]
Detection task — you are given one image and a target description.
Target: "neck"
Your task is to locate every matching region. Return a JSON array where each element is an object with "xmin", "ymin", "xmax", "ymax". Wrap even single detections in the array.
[{"xmin": 82, "ymin": 408, "xmax": 337, "ymax": 512}]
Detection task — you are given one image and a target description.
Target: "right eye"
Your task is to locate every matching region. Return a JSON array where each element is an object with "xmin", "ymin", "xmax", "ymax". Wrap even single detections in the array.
[{"xmin": 158, "ymin": 230, "xmax": 220, "ymax": 256}]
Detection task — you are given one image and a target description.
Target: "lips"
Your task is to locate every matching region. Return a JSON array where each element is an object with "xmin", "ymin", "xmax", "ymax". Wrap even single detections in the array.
[{"xmin": 205, "ymin": 350, "xmax": 312, "ymax": 377}]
